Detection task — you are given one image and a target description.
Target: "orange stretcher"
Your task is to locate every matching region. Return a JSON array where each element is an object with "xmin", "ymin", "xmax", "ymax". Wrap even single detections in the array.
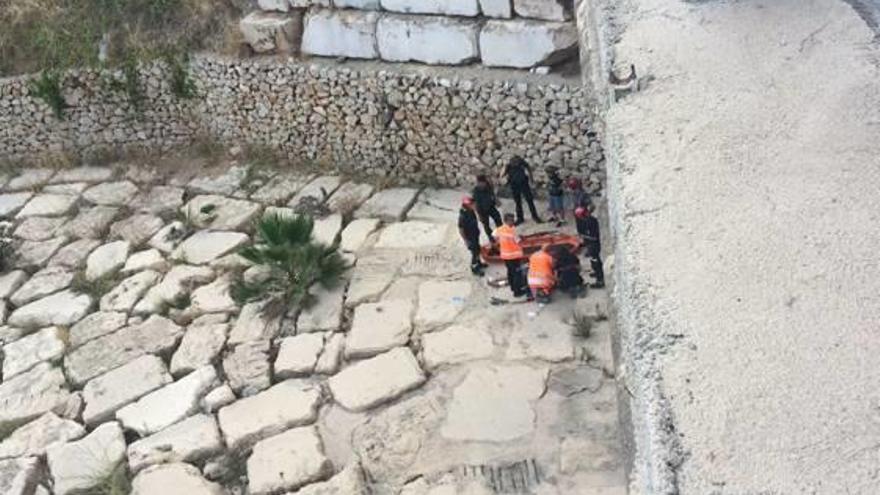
[{"xmin": 480, "ymin": 231, "xmax": 582, "ymax": 263}]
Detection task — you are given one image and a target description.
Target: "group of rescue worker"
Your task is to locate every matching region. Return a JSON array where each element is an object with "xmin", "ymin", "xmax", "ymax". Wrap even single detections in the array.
[{"xmin": 458, "ymin": 156, "xmax": 605, "ymax": 303}]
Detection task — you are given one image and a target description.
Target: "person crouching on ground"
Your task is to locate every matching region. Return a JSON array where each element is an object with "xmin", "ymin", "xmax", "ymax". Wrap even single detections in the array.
[
  {"xmin": 575, "ymin": 206, "xmax": 605, "ymax": 288},
  {"xmin": 493, "ymin": 213, "xmax": 529, "ymax": 297},
  {"xmin": 458, "ymin": 195, "xmax": 487, "ymax": 277},
  {"xmin": 549, "ymin": 245, "xmax": 586, "ymax": 298},
  {"xmin": 472, "ymin": 174, "xmax": 502, "ymax": 241},
  {"xmin": 528, "ymin": 245, "xmax": 556, "ymax": 304}
]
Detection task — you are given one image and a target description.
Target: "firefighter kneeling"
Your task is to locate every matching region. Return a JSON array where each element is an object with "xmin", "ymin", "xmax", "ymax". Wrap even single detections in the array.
[{"xmin": 527, "ymin": 245, "xmax": 556, "ymax": 304}]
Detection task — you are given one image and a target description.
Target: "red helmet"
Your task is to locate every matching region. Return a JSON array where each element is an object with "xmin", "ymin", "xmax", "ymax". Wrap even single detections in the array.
[
  {"xmin": 462, "ymin": 195, "xmax": 474, "ymax": 207},
  {"xmin": 575, "ymin": 207, "xmax": 588, "ymax": 218}
]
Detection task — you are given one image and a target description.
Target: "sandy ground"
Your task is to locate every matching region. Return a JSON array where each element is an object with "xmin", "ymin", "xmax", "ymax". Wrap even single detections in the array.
[{"xmin": 602, "ymin": 0, "xmax": 880, "ymax": 493}]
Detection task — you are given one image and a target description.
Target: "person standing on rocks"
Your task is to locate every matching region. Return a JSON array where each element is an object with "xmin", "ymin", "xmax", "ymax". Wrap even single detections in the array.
[
  {"xmin": 575, "ymin": 206, "xmax": 605, "ymax": 288},
  {"xmin": 472, "ymin": 174, "xmax": 503, "ymax": 241},
  {"xmin": 494, "ymin": 213, "xmax": 529, "ymax": 298},
  {"xmin": 499, "ymin": 155, "xmax": 542, "ymax": 225},
  {"xmin": 458, "ymin": 195, "xmax": 487, "ymax": 277}
]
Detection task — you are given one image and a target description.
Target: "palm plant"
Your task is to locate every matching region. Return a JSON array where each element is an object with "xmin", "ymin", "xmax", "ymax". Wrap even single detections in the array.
[{"xmin": 233, "ymin": 213, "xmax": 347, "ymax": 311}]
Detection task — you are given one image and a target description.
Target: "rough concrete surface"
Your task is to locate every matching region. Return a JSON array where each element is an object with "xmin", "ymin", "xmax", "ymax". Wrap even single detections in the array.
[{"xmin": 603, "ymin": 0, "xmax": 880, "ymax": 493}]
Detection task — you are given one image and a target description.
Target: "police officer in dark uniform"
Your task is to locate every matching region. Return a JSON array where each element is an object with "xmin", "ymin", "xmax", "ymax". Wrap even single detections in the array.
[
  {"xmin": 471, "ymin": 174, "xmax": 503, "ymax": 241},
  {"xmin": 458, "ymin": 196, "xmax": 487, "ymax": 276},
  {"xmin": 500, "ymin": 155, "xmax": 542, "ymax": 225},
  {"xmin": 575, "ymin": 206, "xmax": 605, "ymax": 288}
]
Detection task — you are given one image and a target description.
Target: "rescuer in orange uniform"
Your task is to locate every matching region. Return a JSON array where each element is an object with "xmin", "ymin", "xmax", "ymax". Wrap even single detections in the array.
[
  {"xmin": 528, "ymin": 245, "xmax": 556, "ymax": 303},
  {"xmin": 493, "ymin": 213, "xmax": 529, "ymax": 297}
]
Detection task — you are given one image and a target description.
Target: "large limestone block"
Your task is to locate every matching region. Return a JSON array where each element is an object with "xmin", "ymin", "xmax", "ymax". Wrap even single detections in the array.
[
  {"xmin": 223, "ymin": 340, "xmax": 272, "ymax": 396},
  {"xmin": 10, "ymin": 267, "xmax": 73, "ymax": 306},
  {"xmin": 374, "ymin": 221, "xmax": 449, "ymax": 249},
  {"xmin": 48, "ymin": 238, "xmax": 101, "ymax": 269},
  {"xmin": 513, "ymin": 0, "xmax": 572, "ymax": 20},
  {"xmin": 201, "ymin": 383, "xmax": 236, "ymax": 413},
  {"xmin": 109, "ymin": 214, "xmax": 165, "ymax": 246},
  {"xmin": 2, "ymin": 326, "xmax": 66, "ymax": 379},
  {"xmin": 65, "ymin": 315, "xmax": 183, "ymax": 386},
  {"xmin": 247, "ymin": 426, "xmax": 332, "ymax": 495},
  {"xmin": 16, "ymin": 194, "xmax": 77, "ymax": 218},
  {"xmin": 184, "ymin": 195, "xmax": 262, "ymax": 231},
  {"xmin": 122, "ymin": 249, "xmax": 165, "ymax": 273},
  {"xmin": 83, "ymin": 181, "xmax": 139, "ymax": 206},
  {"xmin": 0, "ymin": 457, "xmax": 39, "ymax": 495},
  {"xmin": 100, "ymin": 270, "xmax": 161, "ymax": 312},
  {"xmin": 171, "ymin": 323, "xmax": 228, "ymax": 376},
  {"xmin": 0, "ymin": 193, "xmax": 32, "ymax": 217},
  {"xmin": 131, "ymin": 462, "xmax": 225, "ymax": 495},
  {"xmin": 250, "ymin": 173, "xmax": 313, "ymax": 205},
  {"xmin": 315, "ymin": 333, "xmax": 345, "ymax": 374},
  {"xmin": 0, "ymin": 271, "xmax": 28, "ymax": 299},
  {"xmin": 479, "ymin": 19, "xmax": 577, "ymax": 68},
  {"xmin": 0, "ymin": 363, "xmax": 72, "ymax": 427},
  {"xmin": 328, "ymin": 182, "xmax": 375, "ymax": 214},
  {"xmin": 228, "ymin": 301, "xmax": 281, "ymax": 345},
  {"xmin": 335, "ymin": 0, "xmax": 380, "ymax": 8},
  {"xmin": 85, "ymin": 240, "xmax": 130, "ymax": 281},
  {"xmin": 297, "ymin": 283, "xmax": 345, "ymax": 333},
  {"xmin": 339, "ymin": 218, "xmax": 380, "ymax": 253},
  {"xmin": 414, "ymin": 280, "xmax": 471, "ymax": 328},
  {"xmin": 50, "ymin": 166, "xmax": 114, "ymax": 184},
  {"xmin": 297, "ymin": 462, "xmax": 368, "ymax": 494},
  {"xmin": 82, "ymin": 354, "xmax": 172, "ymax": 426},
  {"xmin": 240, "ymin": 11, "xmax": 303, "ymax": 54},
  {"xmin": 479, "ymin": 0, "xmax": 512, "ymax": 17},
  {"xmin": 188, "ymin": 166, "xmax": 248, "ymax": 196},
  {"xmin": 289, "ymin": 176, "xmax": 342, "ymax": 206},
  {"xmin": 133, "ymin": 186, "xmax": 185, "ymax": 215},
  {"xmin": 0, "ymin": 412, "xmax": 84, "ymax": 459},
  {"xmin": 133, "ymin": 264, "xmax": 214, "ymax": 315},
  {"xmin": 14, "ymin": 216, "xmax": 66, "ymax": 241},
  {"xmin": 16, "ymin": 238, "xmax": 66, "ymax": 268},
  {"xmin": 275, "ymin": 333, "xmax": 325, "ymax": 378},
  {"xmin": 8, "ymin": 169, "xmax": 53, "ymax": 190},
  {"xmin": 380, "ymin": 0, "xmax": 479, "ymax": 16},
  {"xmin": 218, "ymin": 380, "xmax": 322, "ymax": 448},
  {"xmin": 172, "ymin": 231, "xmax": 249, "ymax": 265},
  {"xmin": 506, "ymin": 311, "xmax": 575, "ymax": 362},
  {"xmin": 313, "ymin": 213, "xmax": 343, "ymax": 246},
  {"xmin": 7, "ymin": 290, "xmax": 92, "ymax": 329},
  {"xmin": 64, "ymin": 206, "xmax": 118, "ymax": 239},
  {"xmin": 128, "ymin": 416, "xmax": 223, "ymax": 473},
  {"xmin": 355, "ymin": 187, "xmax": 420, "ymax": 221},
  {"xmin": 345, "ymin": 299, "xmax": 413, "ymax": 358},
  {"xmin": 421, "ymin": 324, "xmax": 495, "ymax": 368},
  {"xmin": 187, "ymin": 276, "xmax": 237, "ymax": 316},
  {"xmin": 117, "ymin": 366, "xmax": 218, "ymax": 436},
  {"xmin": 379, "ymin": 15, "xmax": 481, "ymax": 65},
  {"xmin": 302, "ymin": 9, "xmax": 380, "ymax": 59},
  {"xmin": 407, "ymin": 189, "xmax": 462, "ymax": 223},
  {"xmin": 46, "ymin": 422, "xmax": 126, "ymax": 495},
  {"xmin": 346, "ymin": 261, "xmax": 396, "ymax": 307},
  {"xmin": 328, "ymin": 347, "xmax": 425, "ymax": 412},
  {"xmin": 441, "ymin": 364, "xmax": 548, "ymax": 441},
  {"xmin": 68, "ymin": 311, "xmax": 126, "ymax": 348}
]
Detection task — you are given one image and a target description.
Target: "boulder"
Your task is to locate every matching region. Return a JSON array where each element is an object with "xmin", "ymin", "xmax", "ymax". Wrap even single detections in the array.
[
  {"xmin": 201, "ymin": 384, "xmax": 236, "ymax": 413},
  {"xmin": 421, "ymin": 324, "xmax": 495, "ymax": 368},
  {"xmin": 65, "ymin": 315, "xmax": 183, "ymax": 386},
  {"xmin": 82, "ymin": 354, "xmax": 172, "ymax": 426},
  {"xmin": 148, "ymin": 221, "xmax": 187, "ymax": 253},
  {"xmin": 0, "ymin": 193, "xmax": 32, "ymax": 217},
  {"xmin": 16, "ymin": 194, "xmax": 77, "ymax": 218},
  {"xmin": 183, "ymin": 195, "xmax": 262, "ymax": 231},
  {"xmin": 218, "ymin": 380, "xmax": 322, "ymax": 449},
  {"xmin": 172, "ymin": 231, "xmax": 249, "ymax": 265},
  {"xmin": 133, "ymin": 186, "xmax": 185, "ymax": 216},
  {"xmin": 513, "ymin": 0, "xmax": 573, "ymax": 20},
  {"xmin": 479, "ymin": 0, "xmax": 512, "ymax": 17},
  {"xmin": 117, "ymin": 366, "xmax": 218, "ymax": 436},
  {"xmin": 228, "ymin": 302, "xmax": 281, "ymax": 345},
  {"xmin": 170, "ymin": 323, "xmax": 228, "ymax": 377},
  {"xmin": 250, "ymin": 173, "xmax": 313, "ymax": 205},
  {"xmin": 100, "ymin": 270, "xmax": 161, "ymax": 312},
  {"xmin": 414, "ymin": 280, "xmax": 472, "ymax": 328},
  {"xmin": 48, "ymin": 239, "xmax": 101, "ymax": 269},
  {"xmin": 0, "ymin": 413, "xmax": 85, "ymax": 459},
  {"xmin": 240, "ymin": 11, "xmax": 304, "ymax": 54},
  {"xmin": 82, "ymin": 181, "xmax": 139, "ymax": 206},
  {"xmin": 302, "ymin": 9, "xmax": 380, "ymax": 59},
  {"xmin": 275, "ymin": 333, "xmax": 325, "ymax": 377},
  {"xmin": 339, "ymin": 218, "xmax": 380, "ymax": 253},
  {"xmin": 328, "ymin": 347, "xmax": 425, "ymax": 412},
  {"xmin": 1, "ymin": 326, "xmax": 66, "ymax": 379},
  {"xmin": 0, "ymin": 363, "xmax": 72, "ymax": 427},
  {"xmin": 247, "ymin": 426, "xmax": 332, "ymax": 495},
  {"xmin": 64, "ymin": 206, "xmax": 119, "ymax": 239},
  {"xmin": 297, "ymin": 462, "xmax": 368, "ymax": 494},
  {"xmin": 0, "ymin": 271, "xmax": 27, "ymax": 299},
  {"xmin": 7, "ymin": 290, "xmax": 92, "ymax": 329},
  {"xmin": 355, "ymin": 187, "xmax": 420, "ymax": 221},
  {"xmin": 85, "ymin": 240, "xmax": 130, "ymax": 281},
  {"xmin": 297, "ymin": 283, "xmax": 346, "ymax": 333},
  {"xmin": 479, "ymin": 19, "xmax": 577, "ymax": 68},
  {"xmin": 345, "ymin": 299, "xmax": 413, "ymax": 358},
  {"xmin": 68, "ymin": 311, "xmax": 126, "ymax": 348},
  {"xmin": 380, "ymin": 0, "xmax": 479, "ymax": 16},
  {"xmin": 131, "ymin": 462, "xmax": 225, "ymax": 495},
  {"xmin": 14, "ymin": 216, "xmax": 66, "ymax": 241},
  {"xmin": 0, "ymin": 457, "xmax": 39, "ymax": 495},
  {"xmin": 9, "ymin": 267, "xmax": 73, "ymax": 306},
  {"xmin": 186, "ymin": 275, "xmax": 236, "ymax": 317},
  {"xmin": 16, "ymin": 238, "xmax": 66, "ymax": 268},
  {"xmin": 223, "ymin": 340, "xmax": 272, "ymax": 396},
  {"xmin": 46, "ymin": 422, "xmax": 126, "ymax": 495},
  {"xmin": 188, "ymin": 166, "xmax": 249, "ymax": 196},
  {"xmin": 7, "ymin": 169, "xmax": 53, "ymax": 190},
  {"xmin": 122, "ymin": 249, "xmax": 165, "ymax": 273},
  {"xmin": 109, "ymin": 213, "xmax": 165, "ymax": 246},
  {"xmin": 133, "ymin": 265, "xmax": 214, "ymax": 315}
]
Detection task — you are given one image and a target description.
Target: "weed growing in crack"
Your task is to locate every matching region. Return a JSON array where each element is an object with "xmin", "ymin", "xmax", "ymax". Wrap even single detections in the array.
[
  {"xmin": 70, "ymin": 272, "xmax": 120, "ymax": 300},
  {"xmin": 29, "ymin": 70, "xmax": 67, "ymax": 118},
  {"xmin": 81, "ymin": 461, "xmax": 131, "ymax": 495}
]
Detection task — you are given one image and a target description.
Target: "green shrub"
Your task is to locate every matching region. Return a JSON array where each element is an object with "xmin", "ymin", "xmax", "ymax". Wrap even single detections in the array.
[
  {"xmin": 29, "ymin": 70, "xmax": 67, "ymax": 119},
  {"xmin": 164, "ymin": 50, "xmax": 196, "ymax": 99}
]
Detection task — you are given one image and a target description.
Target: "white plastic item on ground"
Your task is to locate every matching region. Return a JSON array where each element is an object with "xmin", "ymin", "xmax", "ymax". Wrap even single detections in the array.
[{"xmin": 377, "ymin": 15, "xmax": 479, "ymax": 65}]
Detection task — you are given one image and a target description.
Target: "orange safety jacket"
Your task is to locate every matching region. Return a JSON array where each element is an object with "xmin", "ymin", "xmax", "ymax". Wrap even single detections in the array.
[
  {"xmin": 493, "ymin": 224, "xmax": 523, "ymax": 260},
  {"xmin": 528, "ymin": 250, "xmax": 556, "ymax": 290}
]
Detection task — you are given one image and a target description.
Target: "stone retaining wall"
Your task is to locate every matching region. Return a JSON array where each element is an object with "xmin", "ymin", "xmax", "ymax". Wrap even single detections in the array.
[{"xmin": 0, "ymin": 55, "xmax": 604, "ymax": 189}]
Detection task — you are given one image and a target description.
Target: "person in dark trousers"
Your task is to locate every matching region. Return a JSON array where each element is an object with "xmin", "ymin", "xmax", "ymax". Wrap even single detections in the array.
[
  {"xmin": 549, "ymin": 245, "xmax": 586, "ymax": 298},
  {"xmin": 499, "ymin": 156, "xmax": 542, "ymax": 225},
  {"xmin": 575, "ymin": 206, "xmax": 605, "ymax": 288},
  {"xmin": 493, "ymin": 213, "xmax": 530, "ymax": 298},
  {"xmin": 547, "ymin": 167, "xmax": 565, "ymax": 227},
  {"xmin": 472, "ymin": 174, "xmax": 502, "ymax": 241},
  {"xmin": 458, "ymin": 196, "xmax": 487, "ymax": 276}
]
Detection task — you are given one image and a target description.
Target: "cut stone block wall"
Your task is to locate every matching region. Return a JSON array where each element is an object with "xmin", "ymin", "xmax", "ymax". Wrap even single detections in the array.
[{"xmin": 0, "ymin": 56, "xmax": 604, "ymax": 190}]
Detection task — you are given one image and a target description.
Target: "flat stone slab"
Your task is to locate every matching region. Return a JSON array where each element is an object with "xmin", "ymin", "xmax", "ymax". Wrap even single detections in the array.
[
  {"xmin": 0, "ymin": 457, "xmax": 40, "ymax": 495},
  {"xmin": 171, "ymin": 323, "xmax": 228, "ymax": 376},
  {"xmin": 275, "ymin": 333, "xmax": 325, "ymax": 378},
  {"xmin": 85, "ymin": 240, "xmax": 130, "ymax": 281},
  {"xmin": 46, "ymin": 422, "xmax": 126, "ymax": 495},
  {"xmin": 68, "ymin": 311, "xmax": 126, "ymax": 348},
  {"xmin": 50, "ymin": 166, "xmax": 114, "ymax": 184},
  {"xmin": 188, "ymin": 165, "xmax": 248, "ymax": 195},
  {"xmin": 328, "ymin": 182, "xmax": 375, "ymax": 213},
  {"xmin": 7, "ymin": 290, "xmax": 92, "ymax": 330},
  {"xmin": 65, "ymin": 315, "xmax": 183, "ymax": 386},
  {"xmin": 329, "ymin": 347, "xmax": 425, "ymax": 412},
  {"xmin": 302, "ymin": 9, "xmax": 380, "ymax": 59},
  {"xmin": 148, "ymin": 221, "xmax": 187, "ymax": 253},
  {"xmin": 83, "ymin": 181, "xmax": 139, "ymax": 205},
  {"xmin": 247, "ymin": 426, "xmax": 332, "ymax": 495},
  {"xmin": 513, "ymin": 0, "xmax": 572, "ymax": 21},
  {"xmin": 406, "ymin": 188, "xmax": 462, "ymax": 223},
  {"xmin": 133, "ymin": 265, "xmax": 214, "ymax": 315},
  {"xmin": 289, "ymin": 176, "xmax": 342, "ymax": 207},
  {"xmin": 355, "ymin": 187, "xmax": 420, "ymax": 221},
  {"xmin": 228, "ymin": 301, "xmax": 281, "ymax": 345},
  {"xmin": 109, "ymin": 213, "xmax": 165, "ymax": 246},
  {"xmin": 0, "ymin": 193, "xmax": 33, "ymax": 217},
  {"xmin": 315, "ymin": 333, "xmax": 345, "ymax": 375},
  {"xmin": 313, "ymin": 213, "xmax": 343, "ymax": 246},
  {"xmin": 0, "ymin": 271, "xmax": 27, "ymax": 299},
  {"xmin": 297, "ymin": 283, "xmax": 345, "ymax": 333},
  {"xmin": 7, "ymin": 169, "xmax": 53, "ymax": 190},
  {"xmin": 480, "ymin": 19, "xmax": 578, "ymax": 69},
  {"xmin": 82, "ymin": 354, "xmax": 172, "ymax": 426},
  {"xmin": 14, "ymin": 216, "xmax": 66, "ymax": 241},
  {"xmin": 100, "ymin": 270, "xmax": 161, "ymax": 312},
  {"xmin": 218, "ymin": 380, "xmax": 322, "ymax": 449},
  {"xmin": 296, "ymin": 462, "xmax": 368, "ymax": 495},
  {"xmin": 249, "ymin": 173, "xmax": 313, "ymax": 205},
  {"xmin": 131, "ymin": 462, "xmax": 225, "ymax": 495},
  {"xmin": 422, "ymin": 324, "xmax": 495, "ymax": 369},
  {"xmin": 133, "ymin": 186, "xmax": 185, "ymax": 215},
  {"xmin": 414, "ymin": 279, "xmax": 471, "ymax": 328},
  {"xmin": 378, "ymin": 15, "xmax": 479, "ymax": 65},
  {"xmin": 346, "ymin": 260, "xmax": 397, "ymax": 307},
  {"xmin": 128, "ymin": 415, "xmax": 223, "ymax": 473},
  {"xmin": 479, "ymin": 0, "xmax": 512, "ymax": 17},
  {"xmin": 122, "ymin": 249, "xmax": 165, "ymax": 273},
  {"xmin": 16, "ymin": 238, "xmax": 66, "ymax": 267},
  {"xmin": 441, "ymin": 364, "xmax": 548, "ymax": 442},
  {"xmin": 339, "ymin": 218, "xmax": 381, "ymax": 253},
  {"xmin": 346, "ymin": 299, "xmax": 413, "ymax": 358},
  {"xmin": 506, "ymin": 312, "xmax": 576, "ymax": 363},
  {"xmin": 0, "ymin": 363, "xmax": 72, "ymax": 427},
  {"xmin": 374, "ymin": 221, "xmax": 449, "ymax": 249},
  {"xmin": 380, "ymin": 0, "xmax": 479, "ymax": 16},
  {"xmin": 48, "ymin": 239, "xmax": 101, "ymax": 269},
  {"xmin": 2, "ymin": 326, "xmax": 66, "ymax": 379},
  {"xmin": 16, "ymin": 194, "xmax": 77, "ymax": 218},
  {"xmin": 223, "ymin": 340, "xmax": 272, "ymax": 396},
  {"xmin": 10, "ymin": 267, "xmax": 73, "ymax": 306},
  {"xmin": 172, "ymin": 231, "xmax": 249, "ymax": 264},
  {"xmin": 183, "ymin": 195, "xmax": 262, "ymax": 231},
  {"xmin": 64, "ymin": 206, "xmax": 119, "ymax": 239},
  {"xmin": 44, "ymin": 182, "xmax": 88, "ymax": 195},
  {"xmin": 117, "ymin": 366, "xmax": 217, "ymax": 436},
  {"xmin": 201, "ymin": 384, "xmax": 236, "ymax": 413},
  {"xmin": 0, "ymin": 412, "xmax": 84, "ymax": 459}
]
